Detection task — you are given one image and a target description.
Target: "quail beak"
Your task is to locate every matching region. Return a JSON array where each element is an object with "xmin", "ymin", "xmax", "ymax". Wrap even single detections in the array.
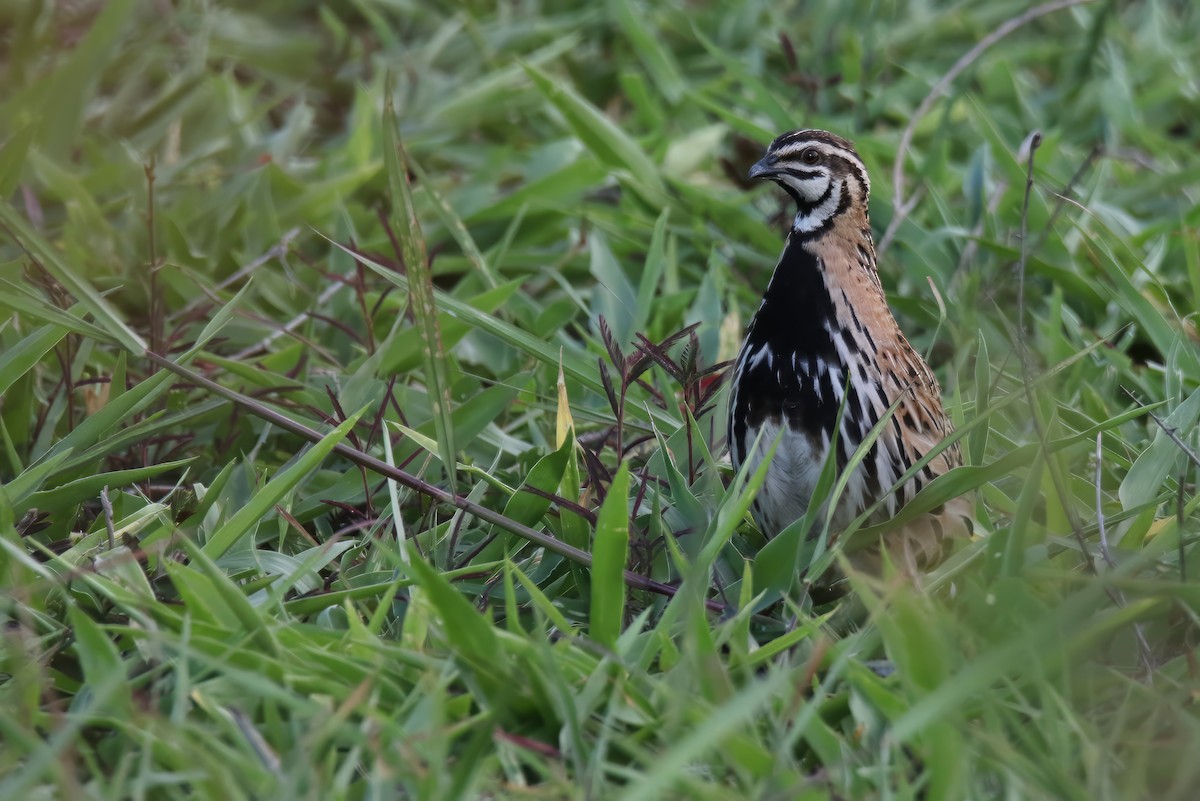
[{"xmin": 748, "ymin": 154, "xmax": 778, "ymax": 180}]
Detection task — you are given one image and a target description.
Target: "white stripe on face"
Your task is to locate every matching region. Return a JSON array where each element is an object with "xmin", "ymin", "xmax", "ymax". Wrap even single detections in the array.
[
  {"xmin": 794, "ymin": 179, "xmax": 843, "ymax": 233},
  {"xmin": 779, "ymin": 171, "xmax": 831, "ymax": 203}
]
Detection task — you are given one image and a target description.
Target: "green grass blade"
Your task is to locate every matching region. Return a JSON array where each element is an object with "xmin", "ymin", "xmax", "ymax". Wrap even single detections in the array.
[
  {"xmin": 0, "ymin": 201, "xmax": 145, "ymax": 355},
  {"xmin": 202, "ymin": 410, "xmax": 364, "ymax": 560},
  {"xmin": 382, "ymin": 73, "xmax": 457, "ymax": 494},
  {"xmin": 591, "ymin": 460, "xmax": 631, "ymax": 648},
  {"xmin": 0, "ymin": 323, "xmax": 68, "ymax": 399},
  {"xmin": 523, "ymin": 61, "xmax": 666, "ymax": 197}
]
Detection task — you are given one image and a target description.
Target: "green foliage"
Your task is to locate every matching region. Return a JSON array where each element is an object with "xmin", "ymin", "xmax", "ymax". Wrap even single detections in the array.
[{"xmin": 2, "ymin": 0, "xmax": 1199, "ymax": 798}]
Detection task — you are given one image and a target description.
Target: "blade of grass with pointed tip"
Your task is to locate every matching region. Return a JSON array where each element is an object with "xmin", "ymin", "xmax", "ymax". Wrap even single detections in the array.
[
  {"xmin": 402, "ymin": 541, "xmax": 508, "ymax": 702},
  {"xmin": 407, "ymin": 157, "xmax": 499, "ymax": 289},
  {"xmin": 332, "ymin": 242, "xmax": 602, "ymax": 389},
  {"xmin": 0, "ymin": 323, "xmax": 70, "ymax": 399},
  {"xmin": 0, "ymin": 200, "xmax": 145, "ymax": 355},
  {"xmin": 3, "ymin": 450, "xmax": 74, "ymax": 507},
  {"xmin": 556, "ymin": 358, "xmax": 590, "ymax": 595},
  {"xmin": 25, "ymin": 458, "xmax": 194, "ymax": 514},
  {"xmin": 202, "ymin": 410, "xmax": 364, "ymax": 560},
  {"xmin": 591, "ymin": 460, "xmax": 630, "ymax": 648},
  {"xmin": 500, "ymin": 437, "xmax": 572, "ymax": 529},
  {"xmin": 0, "ymin": 124, "xmax": 35, "ymax": 197},
  {"xmin": 0, "ymin": 279, "xmax": 112, "ymax": 340},
  {"xmin": 382, "ymin": 75, "xmax": 457, "ymax": 495},
  {"xmin": 632, "ymin": 208, "xmax": 670, "ymax": 336},
  {"xmin": 617, "ymin": 669, "xmax": 789, "ymax": 801},
  {"xmin": 609, "ymin": 0, "xmax": 685, "ymax": 103},
  {"xmin": 522, "ymin": 61, "xmax": 666, "ymax": 197},
  {"xmin": 179, "ymin": 537, "xmax": 279, "ymax": 656}
]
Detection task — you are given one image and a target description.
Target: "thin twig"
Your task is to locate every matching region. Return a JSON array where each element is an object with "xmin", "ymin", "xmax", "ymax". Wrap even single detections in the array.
[
  {"xmin": 1093, "ymin": 431, "xmax": 1156, "ymax": 676},
  {"xmin": 142, "ymin": 350, "xmax": 723, "ymax": 612},
  {"xmin": 1012, "ymin": 132, "xmax": 1089, "ymax": 553},
  {"xmin": 100, "ymin": 486, "xmax": 116, "ymax": 550},
  {"xmin": 173, "ymin": 228, "xmax": 302, "ymax": 320},
  {"xmin": 1094, "ymin": 433, "xmax": 1115, "ymax": 569},
  {"xmin": 145, "ymin": 158, "xmax": 163, "ymax": 365},
  {"xmin": 1121, "ymin": 386, "xmax": 1200, "ymax": 470},
  {"xmin": 1012, "ymin": 133, "xmax": 1153, "ymax": 673},
  {"xmin": 1178, "ymin": 459, "xmax": 1188, "ymax": 584},
  {"xmin": 1033, "ymin": 144, "xmax": 1103, "ymax": 253},
  {"xmin": 879, "ymin": 0, "xmax": 1097, "ymax": 257},
  {"xmin": 228, "ymin": 286, "xmax": 345, "ymax": 362}
]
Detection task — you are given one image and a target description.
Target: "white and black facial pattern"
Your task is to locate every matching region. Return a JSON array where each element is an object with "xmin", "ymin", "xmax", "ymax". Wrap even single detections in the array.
[{"xmin": 749, "ymin": 130, "xmax": 871, "ymax": 238}]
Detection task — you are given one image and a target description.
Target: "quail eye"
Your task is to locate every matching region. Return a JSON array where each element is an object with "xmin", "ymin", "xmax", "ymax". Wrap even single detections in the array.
[{"xmin": 802, "ymin": 149, "xmax": 820, "ymax": 165}]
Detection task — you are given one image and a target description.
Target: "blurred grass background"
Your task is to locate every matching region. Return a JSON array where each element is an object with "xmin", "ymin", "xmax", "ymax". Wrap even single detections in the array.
[{"xmin": 2, "ymin": 0, "xmax": 1199, "ymax": 798}]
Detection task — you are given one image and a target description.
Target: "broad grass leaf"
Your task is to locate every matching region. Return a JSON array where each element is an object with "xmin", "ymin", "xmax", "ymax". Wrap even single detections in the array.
[
  {"xmin": 375, "ymin": 280, "xmax": 521, "ymax": 374},
  {"xmin": 341, "ymin": 245, "xmax": 611, "ymax": 396},
  {"xmin": 589, "ymin": 230, "xmax": 638, "ymax": 346},
  {"xmin": 0, "ymin": 323, "xmax": 69, "ymax": 399},
  {"xmin": 4, "ymin": 450, "xmax": 75, "ymax": 509},
  {"xmin": 0, "ymin": 201, "xmax": 145, "ymax": 354},
  {"xmin": 25, "ymin": 0, "xmax": 137, "ymax": 158},
  {"xmin": 689, "ymin": 27, "xmax": 791, "ymax": 134},
  {"xmin": 501, "ymin": 437, "xmax": 572, "ymax": 528},
  {"xmin": 36, "ymin": 371, "xmax": 177, "ymax": 470},
  {"xmin": 652, "ymin": 425, "xmax": 709, "ymax": 559},
  {"xmin": 180, "ymin": 538, "xmax": 278, "ymax": 655},
  {"xmin": 0, "ymin": 124, "xmax": 35, "ymax": 197},
  {"xmin": 591, "ymin": 460, "xmax": 630, "ymax": 648},
  {"xmin": 609, "ymin": 0, "xmax": 685, "ymax": 102},
  {"xmin": 402, "ymin": 543, "xmax": 511, "ymax": 702},
  {"xmin": 522, "ymin": 61, "xmax": 666, "ymax": 197},
  {"xmin": 202, "ymin": 410, "xmax": 364, "ymax": 560},
  {"xmin": 1120, "ymin": 385, "xmax": 1200, "ymax": 510},
  {"xmin": 633, "ymin": 208, "xmax": 670, "ymax": 337},
  {"xmin": 66, "ymin": 605, "xmax": 131, "ymax": 714},
  {"xmin": 25, "ymin": 458, "xmax": 193, "ymax": 514},
  {"xmin": 0, "ymin": 280, "xmax": 111, "ymax": 340}
]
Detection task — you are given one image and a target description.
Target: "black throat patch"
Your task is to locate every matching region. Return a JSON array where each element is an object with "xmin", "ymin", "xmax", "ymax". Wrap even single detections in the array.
[{"xmin": 730, "ymin": 234, "xmax": 846, "ymax": 462}]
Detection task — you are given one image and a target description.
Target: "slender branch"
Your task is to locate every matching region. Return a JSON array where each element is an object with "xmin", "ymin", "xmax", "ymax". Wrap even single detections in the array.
[
  {"xmin": 145, "ymin": 158, "xmax": 163, "ymax": 363},
  {"xmin": 1120, "ymin": 387, "xmax": 1200, "ymax": 471},
  {"xmin": 1033, "ymin": 143, "xmax": 1103, "ymax": 253},
  {"xmin": 1011, "ymin": 133, "xmax": 1153, "ymax": 676},
  {"xmin": 879, "ymin": 0, "xmax": 1097, "ymax": 257},
  {"xmin": 1178, "ymin": 459, "xmax": 1188, "ymax": 584},
  {"xmin": 100, "ymin": 485, "xmax": 117, "ymax": 551},
  {"xmin": 1094, "ymin": 433, "xmax": 1114, "ymax": 569},
  {"xmin": 1094, "ymin": 431, "xmax": 1156, "ymax": 676},
  {"xmin": 172, "ymin": 228, "xmax": 302, "ymax": 320},
  {"xmin": 1012, "ymin": 132, "xmax": 1091, "ymax": 554},
  {"xmin": 142, "ymin": 350, "xmax": 723, "ymax": 612}
]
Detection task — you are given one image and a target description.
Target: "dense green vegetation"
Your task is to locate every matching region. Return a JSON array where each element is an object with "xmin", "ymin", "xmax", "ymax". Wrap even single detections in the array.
[{"xmin": 3, "ymin": 0, "xmax": 1199, "ymax": 797}]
